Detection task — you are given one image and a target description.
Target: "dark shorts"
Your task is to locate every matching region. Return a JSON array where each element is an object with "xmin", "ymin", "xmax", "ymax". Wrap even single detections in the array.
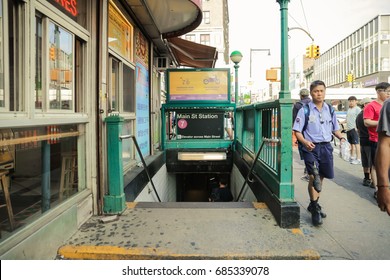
[
  {"xmin": 298, "ymin": 142, "xmax": 304, "ymax": 160},
  {"xmin": 347, "ymin": 129, "xmax": 359, "ymax": 145},
  {"xmin": 360, "ymin": 145, "xmax": 372, "ymax": 168},
  {"xmin": 301, "ymin": 142, "xmax": 334, "ymax": 179},
  {"xmin": 370, "ymin": 141, "xmax": 378, "ymax": 166}
]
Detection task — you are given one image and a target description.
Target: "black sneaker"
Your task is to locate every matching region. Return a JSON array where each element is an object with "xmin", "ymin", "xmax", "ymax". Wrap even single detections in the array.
[
  {"xmin": 362, "ymin": 178, "xmax": 371, "ymax": 186},
  {"xmin": 307, "ymin": 202, "xmax": 327, "ymax": 218},
  {"xmin": 308, "ymin": 201, "xmax": 323, "ymax": 226}
]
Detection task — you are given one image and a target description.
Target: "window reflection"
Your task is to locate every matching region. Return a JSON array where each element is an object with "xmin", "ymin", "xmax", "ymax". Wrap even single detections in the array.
[
  {"xmin": 0, "ymin": 125, "xmax": 83, "ymax": 241},
  {"xmin": 110, "ymin": 58, "xmax": 119, "ymax": 112},
  {"xmin": 48, "ymin": 22, "xmax": 73, "ymax": 110}
]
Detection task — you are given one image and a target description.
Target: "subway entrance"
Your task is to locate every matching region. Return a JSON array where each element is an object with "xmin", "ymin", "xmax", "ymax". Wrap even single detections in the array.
[{"xmin": 176, "ymin": 173, "xmax": 231, "ymax": 202}]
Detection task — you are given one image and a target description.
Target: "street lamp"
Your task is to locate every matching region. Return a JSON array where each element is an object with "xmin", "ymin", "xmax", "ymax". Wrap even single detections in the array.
[
  {"xmin": 250, "ymin": 48, "xmax": 271, "ymax": 79},
  {"xmin": 230, "ymin": 50, "xmax": 243, "ymax": 105}
]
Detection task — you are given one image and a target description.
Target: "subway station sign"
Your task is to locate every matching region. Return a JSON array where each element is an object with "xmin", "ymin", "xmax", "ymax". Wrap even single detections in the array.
[
  {"xmin": 176, "ymin": 111, "xmax": 224, "ymax": 139},
  {"xmin": 167, "ymin": 69, "xmax": 230, "ymax": 103}
]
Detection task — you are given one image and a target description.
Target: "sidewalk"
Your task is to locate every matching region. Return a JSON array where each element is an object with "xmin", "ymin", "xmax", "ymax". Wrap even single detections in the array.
[
  {"xmin": 293, "ymin": 145, "xmax": 390, "ymax": 259},
  {"xmin": 57, "ymin": 201, "xmax": 319, "ymax": 260},
  {"xmin": 57, "ymin": 147, "xmax": 390, "ymax": 260}
]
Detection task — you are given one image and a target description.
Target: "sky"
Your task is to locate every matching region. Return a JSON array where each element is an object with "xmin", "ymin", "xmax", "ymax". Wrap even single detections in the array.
[{"xmin": 228, "ymin": 0, "xmax": 390, "ymax": 87}]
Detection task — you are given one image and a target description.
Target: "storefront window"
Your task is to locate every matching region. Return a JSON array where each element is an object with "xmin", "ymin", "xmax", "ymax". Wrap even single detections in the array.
[
  {"xmin": 48, "ymin": 22, "xmax": 74, "ymax": 110},
  {"xmin": 123, "ymin": 64, "xmax": 135, "ymax": 113},
  {"xmin": 0, "ymin": 0, "xmax": 25, "ymax": 112},
  {"xmin": 110, "ymin": 58, "xmax": 119, "ymax": 112},
  {"xmin": 35, "ymin": 15, "xmax": 43, "ymax": 109},
  {"xmin": 109, "ymin": 56, "xmax": 136, "ymax": 165},
  {"xmin": 122, "ymin": 121, "xmax": 135, "ymax": 168},
  {"xmin": 0, "ymin": 125, "xmax": 85, "ymax": 241},
  {"xmin": 47, "ymin": 0, "xmax": 88, "ymax": 30},
  {"xmin": 0, "ymin": 0, "xmax": 4, "ymax": 108}
]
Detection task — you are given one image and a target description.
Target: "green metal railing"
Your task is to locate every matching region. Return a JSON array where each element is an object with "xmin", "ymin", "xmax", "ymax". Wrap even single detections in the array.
[{"xmin": 235, "ymin": 99, "xmax": 294, "ymax": 202}]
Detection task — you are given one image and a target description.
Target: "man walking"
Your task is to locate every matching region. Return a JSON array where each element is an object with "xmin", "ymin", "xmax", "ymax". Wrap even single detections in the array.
[
  {"xmin": 376, "ymin": 96, "xmax": 390, "ymax": 215},
  {"xmin": 356, "ymin": 97, "xmax": 373, "ymax": 187},
  {"xmin": 293, "ymin": 80, "xmax": 346, "ymax": 226},
  {"xmin": 345, "ymin": 96, "xmax": 361, "ymax": 164},
  {"xmin": 364, "ymin": 82, "xmax": 390, "ymax": 199},
  {"xmin": 293, "ymin": 88, "xmax": 311, "ymax": 181}
]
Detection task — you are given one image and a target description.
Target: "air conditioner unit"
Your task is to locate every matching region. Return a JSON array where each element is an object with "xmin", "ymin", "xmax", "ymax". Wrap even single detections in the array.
[{"xmin": 155, "ymin": 57, "xmax": 170, "ymax": 70}]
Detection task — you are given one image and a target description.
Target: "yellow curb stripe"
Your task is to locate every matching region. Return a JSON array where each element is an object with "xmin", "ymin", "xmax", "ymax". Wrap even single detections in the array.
[
  {"xmin": 252, "ymin": 202, "xmax": 268, "ymax": 209},
  {"xmin": 291, "ymin": 228, "xmax": 304, "ymax": 236},
  {"xmin": 58, "ymin": 245, "xmax": 320, "ymax": 260},
  {"xmin": 126, "ymin": 202, "xmax": 138, "ymax": 209}
]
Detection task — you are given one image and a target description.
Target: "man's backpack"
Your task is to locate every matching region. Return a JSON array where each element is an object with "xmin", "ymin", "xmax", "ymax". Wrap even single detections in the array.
[
  {"xmin": 293, "ymin": 99, "xmax": 310, "ymax": 124},
  {"xmin": 301, "ymin": 103, "xmax": 335, "ymax": 133}
]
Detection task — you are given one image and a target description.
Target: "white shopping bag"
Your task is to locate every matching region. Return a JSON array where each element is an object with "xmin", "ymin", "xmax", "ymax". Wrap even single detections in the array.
[{"xmin": 340, "ymin": 141, "xmax": 351, "ymax": 162}]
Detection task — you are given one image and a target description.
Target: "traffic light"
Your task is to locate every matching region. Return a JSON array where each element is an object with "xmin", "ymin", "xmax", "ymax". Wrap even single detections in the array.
[
  {"xmin": 305, "ymin": 45, "xmax": 313, "ymax": 58},
  {"xmin": 313, "ymin": 45, "xmax": 320, "ymax": 59},
  {"xmin": 346, "ymin": 73, "xmax": 355, "ymax": 82},
  {"xmin": 49, "ymin": 47, "xmax": 56, "ymax": 60}
]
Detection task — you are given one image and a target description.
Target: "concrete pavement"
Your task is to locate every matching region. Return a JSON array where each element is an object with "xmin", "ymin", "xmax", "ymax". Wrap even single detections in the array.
[{"xmin": 57, "ymin": 146, "xmax": 390, "ymax": 260}]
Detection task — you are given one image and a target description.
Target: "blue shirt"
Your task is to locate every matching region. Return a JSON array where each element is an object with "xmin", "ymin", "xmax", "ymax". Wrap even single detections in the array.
[{"xmin": 293, "ymin": 102, "xmax": 340, "ymax": 143}]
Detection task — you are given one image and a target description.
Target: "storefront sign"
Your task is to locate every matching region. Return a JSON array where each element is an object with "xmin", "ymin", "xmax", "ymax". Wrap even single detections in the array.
[
  {"xmin": 48, "ymin": 0, "xmax": 78, "ymax": 18},
  {"xmin": 136, "ymin": 62, "xmax": 150, "ymax": 156},
  {"xmin": 135, "ymin": 30, "xmax": 149, "ymax": 67},
  {"xmin": 364, "ymin": 78, "xmax": 379, "ymax": 87},
  {"xmin": 108, "ymin": 2, "xmax": 133, "ymax": 62},
  {"xmin": 167, "ymin": 69, "xmax": 230, "ymax": 102},
  {"xmin": 176, "ymin": 111, "xmax": 224, "ymax": 139}
]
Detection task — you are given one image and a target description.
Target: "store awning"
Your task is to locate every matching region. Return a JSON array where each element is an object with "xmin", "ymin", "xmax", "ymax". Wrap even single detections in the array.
[
  {"xmin": 125, "ymin": 0, "xmax": 202, "ymax": 53},
  {"xmin": 167, "ymin": 37, "xmax": 218, "ymax": 68}
]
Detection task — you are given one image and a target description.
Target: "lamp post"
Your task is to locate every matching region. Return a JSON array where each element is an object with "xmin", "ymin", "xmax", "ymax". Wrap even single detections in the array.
[{"xmin": 230, "ymin": 50, "xmax": 243, "ymax": 105}]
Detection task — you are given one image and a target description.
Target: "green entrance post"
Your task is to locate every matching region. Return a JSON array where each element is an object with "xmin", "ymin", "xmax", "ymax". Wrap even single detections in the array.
[
  {"xmin": 277, "ymin": 0, "xmax": 290, "ymax": 99},
  {"xmin": 276, "ymin": 0, "xmax": 299, "ymax": 228},
  {"xmin": 103, "ymin": 115, "xmax": 126, "ymax": 214},
  {"xmin": 230, "ymin": 50, "xmax": 242, "ymax": 143}
]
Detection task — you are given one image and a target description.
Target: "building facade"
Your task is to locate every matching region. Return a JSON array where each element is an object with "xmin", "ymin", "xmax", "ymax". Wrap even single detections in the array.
[
  {"xmin": 183, "ymin": 0, "xmax": 229, "ymax": 67},
  {"xmin": 314, "ymin": 14, "xmax": 390, "ymax": 88}
]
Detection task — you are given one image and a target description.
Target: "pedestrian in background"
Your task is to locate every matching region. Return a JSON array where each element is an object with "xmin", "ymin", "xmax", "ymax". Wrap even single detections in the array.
[
  {"xmin": 345, "ymin": 96, "xmax": 361, "ymax": 164},
  {"xmin": 292, "ymin": 88, "xmax": 311, "ymax": 181},
  {"xmin": 356, "ymin": 97, "xmax": 374, "ymax": 187},
  {"xmin": 209, "ymin": 174, "xmax": 233, "ymax": 202},
  {"xmin": 376, "ymin": 93, "xmax": 390, "ymax": 215},
  {"xmin": 293, "ymin": 80, "xmax": 346, "ymax": 226},
  {"xmin": 225, "ymin": 111, "xmax": 234, "ymax": 140},
  {"xmin": 364, "ymin": 82, "xmax": 390, "ymax": 199}
]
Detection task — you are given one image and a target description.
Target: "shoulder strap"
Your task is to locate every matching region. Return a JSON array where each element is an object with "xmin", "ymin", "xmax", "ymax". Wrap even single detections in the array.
[
  {"xmin": 302, "ymin": 104, "xmax": 310, "ymax": 133},
  {"xmin": 326, "ymin": 103, "xmax": 335, "ymax": 118},
  {"xmin": 302, "ymin": 103, "xmax": 334, "ymax": 133}
]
